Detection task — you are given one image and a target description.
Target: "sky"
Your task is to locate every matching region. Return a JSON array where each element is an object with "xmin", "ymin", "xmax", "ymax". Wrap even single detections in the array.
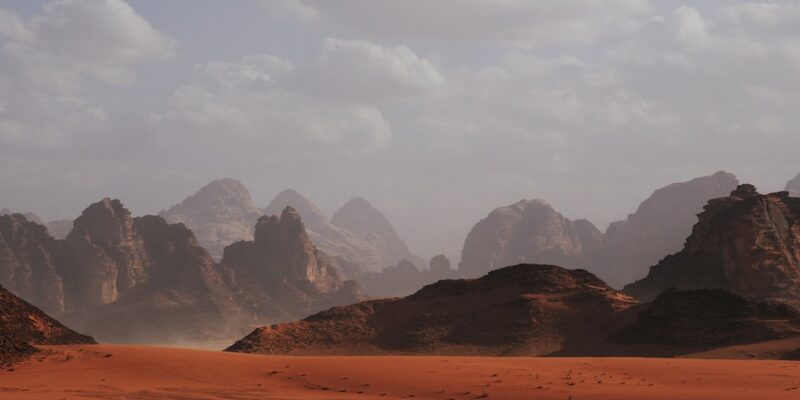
[{"xmin": 1, "ymin": 0, "xmax": 799, "ymax": 260}]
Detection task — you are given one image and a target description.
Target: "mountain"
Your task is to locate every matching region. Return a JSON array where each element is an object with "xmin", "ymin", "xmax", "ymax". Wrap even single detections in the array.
[
  {"xmin": 0, "ymin": 213, "xmax": 67, "ymax": 315},
  {"xmin": 612, "ymin": 288, "xmax": 800, "ymax": 347},
  {"xmin": 458, "ymin": 200, "xmax": 603, "ymax": 278},
  {"xmin": 160, "ymin": 178, "xmax": 263, "ymax": 260},
  {"xmin": 0, "ymin": 284, "xmax": 94, "ymax": 365},
  {"xmin": 265, "ymin": 189, "xmax": 382, "ymax": 273},
  {"xmin": 0, "ymin": 209, "xmax": 74, "ymax": 240},
  {"xmin": 220, "ymin": 206, "xmax": 361, "ymax": 324},
  {"xmin": 624, "ymin": 184, "xmax": 800, "ymax": 310},
  {"xmin": 601, "ymin": 171, "xmax": 739, "ymax": 287},
  {"xmin": 225, "ymin": 264, "xmax": 636, "ymax": 356},
  {"xmin": 358, "ymin": 256, "xmax": 459, "ymax": 298},
  {"xmin": 787, "ymin": 172, "xmax": 800, "ymax": 197}
]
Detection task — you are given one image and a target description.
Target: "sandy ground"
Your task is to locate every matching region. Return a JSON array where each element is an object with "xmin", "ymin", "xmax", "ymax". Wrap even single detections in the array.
[{"xmin": 0, "ymin": 345, "xmax": 798, "ymax": 400}]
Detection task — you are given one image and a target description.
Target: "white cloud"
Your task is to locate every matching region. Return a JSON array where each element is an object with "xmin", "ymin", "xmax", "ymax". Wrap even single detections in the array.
[
  {"xmin": 155, "ymin": 52, "xmax": 393, "ymax": 157},
  {"xmin": 292, "ymin": 38, "xmax": 444, "ymax": 102},
  {"xmin": 0, "ymin": 0, "xmax": 176, "ymax": 151},
  {"xmin": 265, "ymin": 0, "xmax": 652, "ymax": 48}
]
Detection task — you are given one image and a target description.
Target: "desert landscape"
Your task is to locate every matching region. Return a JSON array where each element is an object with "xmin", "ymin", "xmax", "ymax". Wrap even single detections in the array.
[
  {"xmin": 1, "ymin": 344, "xmax": 799, "ymax": 400},
  {"xmin": 3, "ymin": 1, "xmax": 800, "ymax": 399}
]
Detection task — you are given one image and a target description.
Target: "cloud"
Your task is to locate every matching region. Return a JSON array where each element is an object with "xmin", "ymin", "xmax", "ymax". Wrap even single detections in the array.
[
  {"xmin": 264, "ymin": 0, "xmax": 652, "ymax": 48},
  {"xmin": 292, "ymin": 38, "xmax": 444, "ymax": 102},
  {"xmin": 0, "ymin": 0, "xmax": 176, "ymax": 153},
  {"xmin": 154, "ymin": 50, "xmax": 394, "ymax": 157}
]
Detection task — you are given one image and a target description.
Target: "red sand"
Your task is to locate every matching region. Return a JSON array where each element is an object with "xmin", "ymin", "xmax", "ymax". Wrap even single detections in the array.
[{"xmin": 0, "ymin": 344, "xmax": 798, "ymax": 399}]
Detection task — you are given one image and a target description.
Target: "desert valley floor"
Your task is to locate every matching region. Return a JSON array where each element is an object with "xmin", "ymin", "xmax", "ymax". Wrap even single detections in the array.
[{"xmin": 2, "ymin": 344, "xmax": 799, "ymax": 400}]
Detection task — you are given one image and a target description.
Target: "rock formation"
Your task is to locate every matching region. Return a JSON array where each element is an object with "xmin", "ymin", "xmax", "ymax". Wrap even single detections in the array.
[
  {"xmin": 220, "ymin": 206, "xmax": 361, "ymax": 323},
  {"xmin": 624, "ymin": 184, "xmax": 800, "ymax": 310},
  {"xmin": 612, "ymin": 288, "xmax": 799, "ymax": 347},
  {"xmin": 359, "ymin": 256, "xmax": 459, "ymax": 298},
  {"xmin": 45, "ymin": 219, "xmax": 73, "ymax": 240},
  {"xmin": 458, "ymin": 200, "xmax": 603, "ymax": 278},
  {"xmin": 787, "ymin": 172, "xmax": 800, "ymax": 197},
  {"xmin": 601, "ymin": 171, "xmax": 739, "ymax": 287},
  {"xmin": 429, "ymin": 254, "xmax": 455, "ymax": 281},
  {"xmin": 0, "ymin": 284, "xmax": 94, "ymax": 365},
  {"xmin": 225, "ymin": 264, "xmax": 637, "ymax": 356},
  {"xmin": 160, "ymin": 178, "xmax": 263, "ymax": 260},
  {"xmin": 331, "ymin": 196, "xmax": 425, "ymax": 268},
  {"xmin": 265, "ymin": 189, "xmax": 382, "ymax": 273},
  {"xmin": 0, "ymin": 213, "xmax": 67, "ymax": 315}
]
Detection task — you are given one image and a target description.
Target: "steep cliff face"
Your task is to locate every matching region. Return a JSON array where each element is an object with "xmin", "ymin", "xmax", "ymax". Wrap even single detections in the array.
[
  {"xmin": 0, "ymin": 284, "xmax": 94, "ymax": 365},
  {"xmin": 625, "ymin": 184, "xmax": 800, "ymax": 310},
  {"xmin": 331, "ymin": 197, "xmax": 425, "ymax": 269},
  {"xmin": 458, "ymin": 200, "xmax": 603, "ymax": 278},
  {"xmin": 601, "ymin": 171, "xmax": 739, "ymax": 287},
  {"xmin": 221, "ymin": 207, "xmax": 360, "ymax": 324},
  {"xmin": 63, "ymin": 199, "xmax": 150, "ymax": 311},
  {"xmin": 80, "ymin": 216, "xmax": 243, "ymax": 343},
  {"xmin": 786, "ymin": 173, "xmax": 800, "ymax": 197},
  {"xmin": 160, "ymin": 178, "xmax": 263, "ymax": 260},
  {"xmin": 226, "ymin": 264, "xmax": 637, "ymax": 356},
  {"xmin": 265, "ymin": 189, "xmax": 382, "ymax": 273},
  {"xmin": 0, "ymin": 214, "xmax": 67, "ymax": 315}
]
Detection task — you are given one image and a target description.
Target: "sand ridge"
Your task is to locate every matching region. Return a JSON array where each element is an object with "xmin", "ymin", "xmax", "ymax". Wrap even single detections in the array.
[{"xmin": 0, "ymin": 344, "xmax": 798, "ymax": 399}]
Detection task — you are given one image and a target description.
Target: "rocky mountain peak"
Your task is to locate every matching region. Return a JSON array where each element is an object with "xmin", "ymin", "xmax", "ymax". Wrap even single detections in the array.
[
  {"xmin": 624, "ymin": 185, "xmax": 800, "ymax": 309},
  {"xmin": 264, "ymin": 189, "xmax": 327, "ymax": 227},
  {"xmin": 160, "ymin": 179, "xmax": 263, "ymax": 260}
]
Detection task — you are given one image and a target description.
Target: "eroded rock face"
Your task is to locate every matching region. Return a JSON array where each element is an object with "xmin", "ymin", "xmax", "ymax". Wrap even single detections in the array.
[
  {"xmin": 265, "ymin": 189, "xmax": 383, "ymax": 273},
  {"xmin": 0, "ymin": 284, "xmax": 94, "ymax": 365},
  {"xmin": 786, "ymin": 173, "xmax": 800, "ymax": 197},
  {"xmin": 612, "ymin": 288, "xmax": 799, "ymax": 347},
  {"xmin": 0, "ymin": 214, "xmax": 66, "ymax": 315},
  {"xmin": 63, "ymin": 199, "xmax": 150, "ymax": 310},
  {"xmin": 225, "ymin": 264, "xmax": 637, "ymax": 356},
  {"xmin": 458, "ymin": 200, "xmax": 603, "ymax": 278},
  {"xmin": 624, "ymin": 184, "xmax": 800, "ymax": 310},
  {"xmin": 160, "ymin": 178, "xmax": 264, "ymax": 260},
  {"xmin": 601, "ymin": 171, "xmax": 739, "ymax": 287},
  {"xmin": 331, "ymin": 197, "xmax": 425, "ymax": 269},
  {"xmin": 221, "ymin": 207, "xmax": 360, "ymax": 324}
]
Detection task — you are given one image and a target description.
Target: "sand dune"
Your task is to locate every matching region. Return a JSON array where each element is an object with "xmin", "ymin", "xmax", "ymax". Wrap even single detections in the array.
[{"xmin": 0, "ymin": 344, "xmax": 798, "ymax": 399}]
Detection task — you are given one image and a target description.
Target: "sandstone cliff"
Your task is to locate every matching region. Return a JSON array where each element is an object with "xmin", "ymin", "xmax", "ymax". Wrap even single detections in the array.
[
  {"xmin": 458, "ymin": 200, "xmax": 603, "ymax": 278},
  {"xmin": 624, "ymin": 184, "xmax": 800, "ymax": 310},
  {"xmin": 601, "ymin": 171, "xmax": 739, "ymax": 287},
  {"xmin": 265, "ymin": 189, "xmax": 382, "ymax": 273},
  {"xmin": 220, "ymin": 207, "xmax": 361, "ymax": 324},
  {"xmin": 0, "ymin": 213, "xmax": 67, "ymax": 315},
  {"xmin": 160, "ymin": 178, "xmax": 263, "ymax": 260}
]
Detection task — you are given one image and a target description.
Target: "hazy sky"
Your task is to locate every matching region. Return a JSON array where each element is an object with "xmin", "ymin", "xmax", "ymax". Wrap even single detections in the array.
[{"xmin": 1, "ymin": 0, "xmax": 799, "ymax": 259}]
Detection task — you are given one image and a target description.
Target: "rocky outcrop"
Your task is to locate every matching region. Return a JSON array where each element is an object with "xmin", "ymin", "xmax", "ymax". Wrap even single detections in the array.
[
  {"xmin": 220, "ymin": 207, "xmax": 361, "ymax": 324},
  {"xmin": 429, "ymin": 254, "xmax": 455, "ymax": 281},
  {"xmin": 331, "ymin": 197, "xmax": 425, "ymax": 269},
  {"xmin": 265, "ymin": 189, "xmax": 382, "ymax": 273},
  {"xmin": 0, "ymin": 214, "xmax": 67, "ymax": 315},
  {"xmin": 624, "ymin": 184, "xmax": 800, "ymax": 310},
  {"xmin": 62, "ymin": 199, "xmax": 150, "ymax": 311},
  {"xmin": 612, "ymin": 288, "xmax": 800, "ymax": 347},
  {"xmin": 601, "ymin": 171, "xmax": 739, "ymax": 287},
  {"xmin": 0, "ymin": 284, "xmax": 94, "ymax": 365},
  {"xmin": 78, "ymin": 215, "xmax": 243, "ymax": 343},
  {"xmin": 160, "ymin": 178, "xmax": 263, "ymax": 260},
  {"xmin": 458, "ymin": 200, "xmax": 603, "ymax": 278},
  {"xmin": 787, "ymin": 173, "xmax": 800, "ymax": 197},
  {"xmin": 225, "ymin": 264, "xmax": 637, "ymax": 356}
]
